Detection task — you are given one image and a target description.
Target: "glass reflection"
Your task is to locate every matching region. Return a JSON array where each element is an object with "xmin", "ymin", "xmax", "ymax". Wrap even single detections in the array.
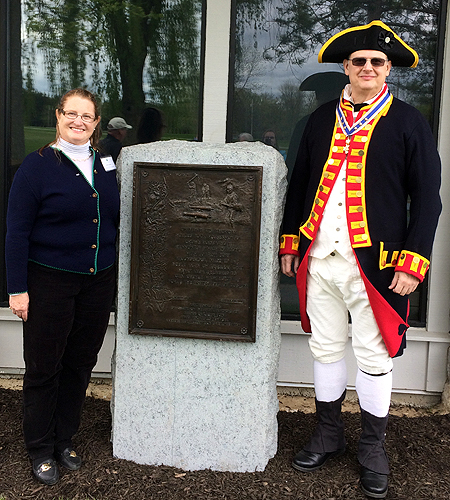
[
  {"xmin": 231, "ymin": 0, "xmax": 442, "ymax": 323},
  {"xmin": 18, "ymin": 0, "xmax": 203, "ymax": 161}
]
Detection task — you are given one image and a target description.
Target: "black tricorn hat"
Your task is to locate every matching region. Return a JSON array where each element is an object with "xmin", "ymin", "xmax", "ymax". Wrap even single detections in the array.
[{"xmin": 318, "ymin": 20, "xmax": 418, "ymax": 68}]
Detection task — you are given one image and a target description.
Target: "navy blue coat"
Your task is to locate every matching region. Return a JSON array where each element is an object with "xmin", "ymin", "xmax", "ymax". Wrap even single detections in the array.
[
  {"xmin": 6, "ymin": 147, "xmax": 120, "ymax": 294},
  {"xmin": 280, "ymin": 97, "xmax": 441, "ymax": 357}
]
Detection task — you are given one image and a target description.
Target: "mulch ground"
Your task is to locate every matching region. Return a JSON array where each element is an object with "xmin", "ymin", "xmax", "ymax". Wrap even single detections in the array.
[{"xmin": 1, "ymin": 387, "xmax": 450, "ymax": 500}]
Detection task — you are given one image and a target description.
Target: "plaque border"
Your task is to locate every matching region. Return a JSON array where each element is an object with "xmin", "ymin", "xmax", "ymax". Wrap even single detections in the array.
[{"xmin": 128, "ymin": 162, "xmax": 262, "ymax": 342}]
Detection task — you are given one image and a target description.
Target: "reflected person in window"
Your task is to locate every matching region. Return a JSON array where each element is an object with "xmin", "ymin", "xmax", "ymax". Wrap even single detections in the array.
[
  {"xmin": 136, "ymin": 106, "xmax": 165, "ymax": 143},
  {"xmin": 262, "ymin": 129, "xmax": 278, "ymax": 149},
  {"xmin": 5, "ymin": 88, "xmax": 120, "ymax": 486},
  {"xmin": 99, "ymin": 116, "xmax": 132, "ymax": 162},
  {"xmin": 280, "ymin": 21, "xmax": 441, "ymax": 499}
]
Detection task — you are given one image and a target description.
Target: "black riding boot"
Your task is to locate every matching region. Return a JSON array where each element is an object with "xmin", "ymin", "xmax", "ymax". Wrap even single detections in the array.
[
  {"xmin": 358, "ymin": 408, "xmax": 389, "ymax": 499},
  {"xmin": 292, "ymin": 390, "xmax": 346, "ymax": 472}
]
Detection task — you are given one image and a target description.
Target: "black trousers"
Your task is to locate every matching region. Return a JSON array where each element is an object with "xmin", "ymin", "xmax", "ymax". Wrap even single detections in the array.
[{"xmin": 23, "ymin": 262, "xmax": 116, "ymax": 460}]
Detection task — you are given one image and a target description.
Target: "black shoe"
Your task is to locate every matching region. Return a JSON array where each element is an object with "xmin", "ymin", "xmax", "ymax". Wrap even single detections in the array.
[
  {"xmin": 32, "ymin": 458, "xmax": 59, "ymax": 485},
  {"xmin": 55, "ymin": 448, "xmax": 82, "ymax": 470},
  {"xmin": 360, "ymin": 466, "xmax": 388, "ymax": 498},
  {"xmin": 292, "ymin": 448, "xmax": 345, "ymax": 472}
]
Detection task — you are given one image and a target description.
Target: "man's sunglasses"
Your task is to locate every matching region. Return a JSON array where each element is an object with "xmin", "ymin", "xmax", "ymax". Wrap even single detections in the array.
[{"xmin": 348, "ymin": 57, "xmax": 388, "ymax": 67}]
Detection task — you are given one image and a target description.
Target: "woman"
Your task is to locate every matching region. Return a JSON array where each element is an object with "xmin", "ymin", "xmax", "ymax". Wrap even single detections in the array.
[{"xmin": 5, "ymin": 88, "xmax": 119, "ymax": 486}]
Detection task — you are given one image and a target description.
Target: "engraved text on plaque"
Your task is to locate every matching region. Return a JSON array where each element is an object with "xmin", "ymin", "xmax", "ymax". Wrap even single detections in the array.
[{"xmin": 129, "ymin": 163, "xmax": 262, "ymax": 341}]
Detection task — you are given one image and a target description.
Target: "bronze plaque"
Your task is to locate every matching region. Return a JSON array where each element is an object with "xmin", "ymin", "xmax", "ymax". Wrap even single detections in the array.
[{"xmin": 129, "ymin": 162, "xmax": 262, "ymax": 342}]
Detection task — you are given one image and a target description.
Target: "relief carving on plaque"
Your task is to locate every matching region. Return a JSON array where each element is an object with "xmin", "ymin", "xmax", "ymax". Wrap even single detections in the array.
[{"xmin": 129, "ymin": 163, "xmax": 262, "ymax": 342}]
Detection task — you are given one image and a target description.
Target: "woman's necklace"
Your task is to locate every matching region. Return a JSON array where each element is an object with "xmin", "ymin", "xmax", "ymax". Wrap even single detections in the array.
[{"xmin": 71, "ymin": 151, "xmax": 93, "ymax": 162}]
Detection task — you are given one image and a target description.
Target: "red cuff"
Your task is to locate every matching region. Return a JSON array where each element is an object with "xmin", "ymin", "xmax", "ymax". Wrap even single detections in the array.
[
  {"xmin": 395, "ymin": 250, "xmax": 430, "ymax": 282},
  {"xmin": 279, "ymin": 234, "xmax": 300, "ymax": 256}
]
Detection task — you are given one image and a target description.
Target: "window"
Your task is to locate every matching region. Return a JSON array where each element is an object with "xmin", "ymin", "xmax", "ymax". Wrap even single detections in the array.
[
  {"xmin": 0, "ymin": 0, "xmax": 205, "ymax": 305},
  {"xmin": 229, "ymin": 0, "xmax": 447, "ymax": 325}
]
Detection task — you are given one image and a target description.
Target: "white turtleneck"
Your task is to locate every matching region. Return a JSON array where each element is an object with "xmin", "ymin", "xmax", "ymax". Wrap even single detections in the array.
[{"xmin": 53, "ymin": 138, "xmax": 94, "ymax": 185}]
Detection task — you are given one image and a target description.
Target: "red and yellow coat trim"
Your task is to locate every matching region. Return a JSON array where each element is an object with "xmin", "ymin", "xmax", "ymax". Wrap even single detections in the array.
[
  {"xmin": 279, "ymin": 234, "xmax": 300, "ymax": 255},
  {"xmin": 299, "ymin": 99, "xmax": 392, "ymax": 248},
  {"xmin": 379, "ymin": 241, "xmax": 400, "ymax": 269},
  {"xmin": 395, "ymin": 249, "xmax": 429, "ymax": 282}
]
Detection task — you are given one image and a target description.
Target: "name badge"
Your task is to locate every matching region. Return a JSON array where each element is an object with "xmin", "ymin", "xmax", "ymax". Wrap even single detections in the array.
[{"xmin": 101, "ymin": 156, "xmax": 116, "ymax": 171}]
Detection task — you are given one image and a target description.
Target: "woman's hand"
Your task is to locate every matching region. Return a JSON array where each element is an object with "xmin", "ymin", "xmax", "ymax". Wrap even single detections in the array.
[{"xmin": 9, "ymin": 293, "xmax": 29, "ymax": 322}]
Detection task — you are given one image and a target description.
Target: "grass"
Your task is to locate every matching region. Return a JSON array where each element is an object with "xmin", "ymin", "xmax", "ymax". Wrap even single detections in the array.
[
  {"xmin": 24, "ymin": 126, "xmax": 56, "ymax": 155},
  {"xmin": 23, "ymin": 126, "xmax": 197, "ymax": 156}
]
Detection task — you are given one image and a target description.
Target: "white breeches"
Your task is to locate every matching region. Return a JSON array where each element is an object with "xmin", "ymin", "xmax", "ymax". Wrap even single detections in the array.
[{"xmin": 306, "ymin": 252, "xmax": 393, "ymax": 375}]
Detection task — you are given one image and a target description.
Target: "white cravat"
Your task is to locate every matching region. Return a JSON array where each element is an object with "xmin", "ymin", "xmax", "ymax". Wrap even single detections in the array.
[{"xmin": 309, "ymin": 85, "xmax": 381, "ymax": 263}]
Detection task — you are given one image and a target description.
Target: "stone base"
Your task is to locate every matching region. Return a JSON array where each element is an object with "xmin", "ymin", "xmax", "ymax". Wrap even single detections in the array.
[{"xmin": 111, "ymin": 141, "xmax": 287, "ymax": 471}]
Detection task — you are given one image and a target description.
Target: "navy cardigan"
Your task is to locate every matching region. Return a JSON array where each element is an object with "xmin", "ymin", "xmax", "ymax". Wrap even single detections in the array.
[{"xmin": 6, "ymin": 147, "xmax": 120, "ymax": 294}]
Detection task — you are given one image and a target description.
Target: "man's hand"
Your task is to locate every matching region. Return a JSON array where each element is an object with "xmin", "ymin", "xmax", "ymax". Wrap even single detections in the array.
[
  {"xmin": 281, "ymin": 254, "xmax": 300, "ymax": 278},
  {"xmin": 389, "ymin": 271, "xmax": 420, "ymax": 296},
  {"xmin": 9, "ymin": 292, "xmax": 29, "ymax": 322}
]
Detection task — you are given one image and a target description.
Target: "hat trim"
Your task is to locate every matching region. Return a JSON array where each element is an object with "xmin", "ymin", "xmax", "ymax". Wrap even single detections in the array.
[{"xmin": 318, "ymin": 20, "xmax": 419, "ymax": 68}]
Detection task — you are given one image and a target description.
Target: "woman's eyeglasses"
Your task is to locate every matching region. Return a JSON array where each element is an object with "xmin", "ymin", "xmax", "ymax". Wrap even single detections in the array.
[
  {"xmin": 348, "ymin": 57, "xmax": 388, "ymax": 67},
  {"xmin": 61, "ymin": 110, "xmax": 96, "ymax": 123}
]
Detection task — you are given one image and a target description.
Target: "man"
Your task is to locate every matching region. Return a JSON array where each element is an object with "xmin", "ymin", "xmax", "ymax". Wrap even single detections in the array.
[
  {"xmin": 99, "ymin": 116, "xmax": 132, "ymax": 162},
  {"xmin": 262, "ymin": 129, "xmax": 278, "ymax": 149},
  {"xmin": 280, "ymin": 20, "xmax": 441, "ymax": 499}
]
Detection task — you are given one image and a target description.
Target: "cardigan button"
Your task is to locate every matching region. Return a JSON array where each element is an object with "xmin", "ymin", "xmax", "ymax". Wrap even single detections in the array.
[
  {"xmin": 89, "ymin": 268, "xmax": 95, "ymax": 273},
  {"xmin": 91, "ymin": 244, "xmax": 97, "ymax": 249},
  {"xmin": 92, "ymin": 193, "xmax": 98, "ymax": 198},
  {"xmin": 94, "ymin": 170, "xmax": 98, "ymax": 174},
  {"xmin": 93, "ymin": 218, "xmax": 98, "ymax": 223}
]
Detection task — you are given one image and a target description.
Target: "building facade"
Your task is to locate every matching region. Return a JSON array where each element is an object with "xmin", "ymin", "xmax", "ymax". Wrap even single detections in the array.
[{"xmin": 1, "ymin": 0, "xmax": 450, "ymax": 400}]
